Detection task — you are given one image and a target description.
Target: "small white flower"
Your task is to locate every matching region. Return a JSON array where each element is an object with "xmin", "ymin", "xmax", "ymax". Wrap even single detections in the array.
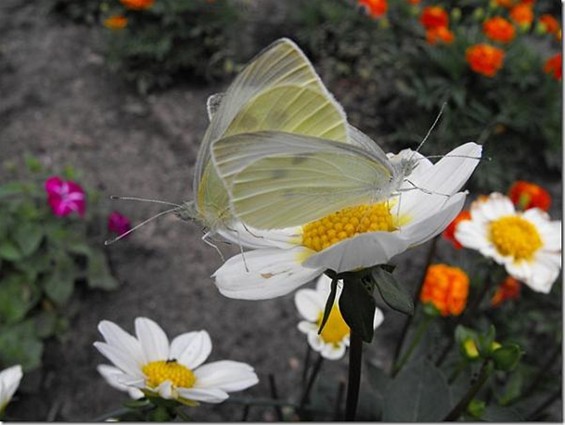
[
  {"xmin": 295, "ymin": 275, "xmax": 384, "ymax": 360},
  {"xmin": 94, "ymin": 317, "xmax": 258, "ymax": 405},
  {"xmin": 213, "ymin": 143, "xmax": 482, "ymax": 300},
  {"xmin": 0, "ymin": 365, "xmax": 23, "ymax": 413},
  {"xmin": 456, "ymin": 193, "xmax": 561, "ymax": 293}
]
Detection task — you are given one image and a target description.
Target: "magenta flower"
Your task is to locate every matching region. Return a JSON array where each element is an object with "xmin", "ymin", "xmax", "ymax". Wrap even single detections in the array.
[
  {"xmin": 45, "ymin": 176, "xmax": 86, "ymax": 217},
  {"xmin": 108, "ymin": 211, "xmax": 131, "ymax": 236}
]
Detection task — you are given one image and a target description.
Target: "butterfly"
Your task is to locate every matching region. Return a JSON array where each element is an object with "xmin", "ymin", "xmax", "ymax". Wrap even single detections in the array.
[{"xmin": 107, "ymin": 38, "xmax": 353, "ymax": 244}]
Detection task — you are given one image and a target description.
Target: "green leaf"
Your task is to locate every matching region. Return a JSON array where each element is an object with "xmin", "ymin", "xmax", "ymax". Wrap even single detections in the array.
[
  {"xmin": 383, "ymin": 359, "xmax": 452, "ymax": 421},
  {"xmin": 477, "ymin": 325, "xmax": 496, "ymax": 356},
  {"xmin": 0, "ymin": 320, "xmax": 43, "ymax": 371},
  {"xmin": 492, "ymin": 344, "xmax": 522, "ymax": 372},
  {"xmin": 0, "ymin": 274, "xmax": 41, "ymax": 324},
  {"xmin": 0, "ymin": 182, "xmax": 27, "ymax": 200},
  {"xmin": 43, "ymin": 265, "xmax": 75, "ymax": 306},
  {"xmin": 13, "ymin": 222, "xmax": 44, "ymax": 257},
  {"xmin": 0, "ymin": 240, "xmax": 23, "ymax": 261},
  {"xmin": 87, "ymin": 250, "xmax": 119, "ymax": 290},
  {"xmin": 34, "ymin": 309, "xmax": 58, "ymax": 338},
  {"xmin": 371, "ymin": 266, "xmax": 414, "ymax": 315},
  {"xmin": 339, "ymin": 275, "xmax": 376, "ymax": 343},
  {"xmin": 364, "ymin": 360, "xmax": 392, "ymax": 419},
  {"xmin": 482, "ymin": 405, "xmax": 524, "ymax": 421}
]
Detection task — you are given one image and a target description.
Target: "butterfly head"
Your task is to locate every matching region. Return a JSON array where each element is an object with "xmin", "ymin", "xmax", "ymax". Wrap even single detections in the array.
[{"xmin": 175, "ymin": 200, "xmax": 199, "ymax": 222}]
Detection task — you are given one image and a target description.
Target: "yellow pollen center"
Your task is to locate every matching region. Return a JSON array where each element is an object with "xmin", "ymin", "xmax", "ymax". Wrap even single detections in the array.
[
  {"xmin": 489, "ymin": 216, "xmax": 542, "ymax": 260},
  {"xmin": 142, "ymin": 360, "xmax": 196, "ymax": 389},
  {"xmin": 316, "ymin": 305, "xmax": 350, "ymax": 344},
  {"xmin": 302, "ymin": 203, "xmax": 395, "ymax": 251}
]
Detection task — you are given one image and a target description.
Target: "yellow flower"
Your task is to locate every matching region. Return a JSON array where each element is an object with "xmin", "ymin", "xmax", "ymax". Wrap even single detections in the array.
[{"xmin": 103, "ymin": 15, "xmax": 127, "ymax": 30}]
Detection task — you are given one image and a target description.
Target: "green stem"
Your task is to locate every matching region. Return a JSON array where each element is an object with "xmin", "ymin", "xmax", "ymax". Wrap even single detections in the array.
[
  {"xmin": 448, "ymin": 360, "xmax": 468, "ymax": 384},
  {"xmin": 301, "ymin": 344, "xmax": 312, "ymax": 386},
  {"xmin": 443, "ymin": 359, "xmax": 492, "ymax": 421},
  {"xmin": 345, "ymin": 331, "xmax": 363, "ymax": 421},
  {"xmin": 393, "ymin": 236, "xmax": 439, "ymax": 366},
  {"xmin": 298, "ymin": 354, "xmax": 324, "ymax": 418},
  {"xmin": 392, "ymin": 315, "xmax": 433, "ymax": 377}
]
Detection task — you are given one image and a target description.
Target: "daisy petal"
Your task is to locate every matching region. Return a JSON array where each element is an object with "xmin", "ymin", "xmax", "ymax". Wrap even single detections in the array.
[
  {"xmin": 295, "ymin": 288, "xmax": 324, "ymax": 321},
  {"xmin": 98, "ymin": 321, "xmax": 145, "ymax": 365},
  {"xmin": 321, "ymin": 342, "xmax": 346, "ymax": 360},
  {"xmin": 217, "ymin": 223, "xmax": 300, "ymax": 250},
  {"xmin": 177, "ymin": 387, "xmax": 229, "ymax": 404},
  {"xmin": 213, "ymin": 247, "xmax": 323, "ymax": 300},
  {"xmin": 155, "ymin": 380, "xmax": 174, "ymax": 399},
  {"xmin": 170, "ymin": 331, "xmax": 212, "ymax": 370},
  {"xmin": 93, "ymin": 342, "xmax": 143, "ymax": 378},
  {"xmin": 194, "ymin": 360, "xmax": 258, "ymax": 392},
  {"xmin": 0, "ymin": 365, "xmax": 22, "ymax": 406},
  {"xmin": 97, "ymin": 365, "xmax": 145, "ymax": 399},
  {"xmin": 135, "ymin": 318, "xmax": 170, "ymax": 362}
]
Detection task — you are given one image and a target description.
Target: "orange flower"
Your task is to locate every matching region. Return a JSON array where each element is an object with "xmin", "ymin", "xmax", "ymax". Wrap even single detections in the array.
[
  {"xmin": 426, "ymin": 26, "xmax": 455, "ymax": 44},
  {"xmin": 491, "ymin": 276, "xmax": 521, "ymax": 307},
  {"xmin": 510, "ymin": 4, "xmax": 534, "ymax": 27},
  {"xmin": 358, "ymin": 0, "xmax": 388, "ymax": 19},
  {"xmin": 483, "ymin": 17, "xmax": 516, "ymax": 43},
  {"xmin": 442, "ymin": 210, "xmax": 471, "ymax": 249},
  {"xmin": 120, "ymin": 0, "xmax": 155, "ymax": 10},
  {"xmin": 544, "ymin": 53, "xmax": 562, "ymax": 81},
  {"xmin": 539, "ymin": 14, "xmax": 561, "ymax": 35},
  {"xmin": 420, "ymin": 264, "xmax": 469, "ymax": 316},
  {"xmin": 508, "ymin": 181, "xmax": 552, "ymax": 211},
  {"xmin": 466, "ymin": 43, "xmax": 505, "ymax": 77},
  {"xmin": 420, "ymin": 6, "xmax": 449, "ymax": 29},
  {"xmin": 104, "ymin": 15, "xmax": 127, "ymax": 30}
]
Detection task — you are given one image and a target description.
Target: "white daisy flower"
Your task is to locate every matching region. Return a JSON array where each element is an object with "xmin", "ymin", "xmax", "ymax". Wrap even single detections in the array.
[
  {"xmin": 94, "ymin": 317, "xmax": 258, "ymax": 405},
  {"xmin": 455, "ymin": 193, "xmax": 561, "ymax": 293},
  {"xmin": 0, "ymin": 365, "xmax": 23, "ymax": 413},
  {"xmin": 213, "ymin": 142, "xmax": 482, "ymax": 300},
  {"xmin": 295, "ymin": 275, "xmax": 384, "ymax": 360}
]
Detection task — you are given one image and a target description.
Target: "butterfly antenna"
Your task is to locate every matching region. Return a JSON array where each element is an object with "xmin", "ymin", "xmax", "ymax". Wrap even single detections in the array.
[
  {"xmin": 110, "ymin": 195, "xmax": 182, "ymax": 208},
  {"xmin": 104, "ymin": 206, "xmax": 181, "ymax": 246},
  {"xmin": 415, "ymin": 102, "xmax": 447, "ymax": 153}
]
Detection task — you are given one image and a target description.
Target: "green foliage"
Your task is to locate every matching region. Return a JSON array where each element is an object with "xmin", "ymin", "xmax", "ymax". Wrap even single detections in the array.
[
  {"xmin": 0, "ymin": 160, "xmax": 119, "ymax": 372},
  {"xmin": 101, "ymin": 0, "xmax": 243, "ymax": 93},
  {"xmin": 291, "ymin": 0, "xmax": 562, "ymax": 190}
]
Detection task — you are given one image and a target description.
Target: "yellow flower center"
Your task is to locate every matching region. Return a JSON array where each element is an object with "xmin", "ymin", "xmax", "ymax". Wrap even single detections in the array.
[
  {"xmin": 302, "ymin": 202, "xmax": 396, "ymax": 251},
  {"xmin": 142, "ymin": 360, "xmax": 196, "ymax": 389},
  {"xmin": 489, "ymin": 215, "xmax": 542, "ymax": 260},
  {"xmin": 316, "ymin": 305, "xmax": 350, "ymax": 344}
]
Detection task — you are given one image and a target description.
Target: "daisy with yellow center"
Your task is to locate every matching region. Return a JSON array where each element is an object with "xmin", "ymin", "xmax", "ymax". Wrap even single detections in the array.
[
  {"xmin": 94, "ymin": 317, "xmax": 258, "ymax": 404},
  {"xmin": 295, "ymin": 275, "xmax": 384, "ymax": 359},
  {"xmin": 213, "ymin": 142, "xmax": 482, "ymax": 300},
  {"xmin": 456, "ymin": 193, "xmax": 561, "ymax": 293}
]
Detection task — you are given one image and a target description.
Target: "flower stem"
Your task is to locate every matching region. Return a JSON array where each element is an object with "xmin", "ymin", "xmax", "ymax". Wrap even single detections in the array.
[
  {"xmin": 269, "ymin": 374, "xmax": 284, "ymax": 421},
  {"xmin": 392, "ymin": 236, "xmax": 438, "ymax": 365},
  {"xmin": 298, "ymin": 353, "xmax": 324, "ymax": 418},
  {"xmin": 345, "ymin": 331, "xmax": 363, "ymax": 420},
  {"xmin": 443, "ymin": 359, "xmax": 492, "ymax": 421},
  {"xmin": 392, "ymin": 315, "xmax": 433, "ymax": 377}
]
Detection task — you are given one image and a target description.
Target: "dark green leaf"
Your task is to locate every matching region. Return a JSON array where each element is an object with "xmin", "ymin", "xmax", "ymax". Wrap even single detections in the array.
[
  {"xmin": 0, "ymin": 320, "xmax": 43, "ymax": 371},
  {"xmin": 34, "ymin": 309, "xmax": 58, "ymax": 338},
  {"xmin": 0, "ymin": 240, "xmax": 23, "ymax": 261},
  {"xmin": 467, "ymin": 399, "xmax": 486, "ymax": 418},
  {"xmin": 87, "ymin": 250, "xmax": 119, "ymax": 290},
  {"xmin": 0, "ymin": 182, "xmax": 27, "ymax": 200},
  {"xmin": 339, "ymin": 276, "xmax": 376, "ymax": 343},
  {"xmin": 13, "ymin": 222, "xmax": 44, "ymax": 257},
  {"xmin": 0, "ymin": 274, "xmax": 41, "ymax": 324},
  {"xmin": 477, "ymin": 325, "xmax": 496, "ymax": 356},
  {"xmin": 383, "ymin": 359, "xmax": 452, "ymax": 421},
  {"xmin": 364, "ymin": 359, "xmax": 392, "ymax": 419},
  {"xmin": 482, "ymin": 405, "xmax": 524, "ymax": 421},
  {"xmin": 42, "ymin": 254, "xmax": 76, "ymax": 305},
  {"xmin": 371, "ymin": 266, "xmax": 414, "ymax": 315},
  {"xmin": 492, "ymin": 344, "xmax": 522, "ymax": 372}
]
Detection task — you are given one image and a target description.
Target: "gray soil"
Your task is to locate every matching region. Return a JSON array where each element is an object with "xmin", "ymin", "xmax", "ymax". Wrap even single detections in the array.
[{"xmin": 0, "ymin": 0, "xmax": 561, "ymax": 422}]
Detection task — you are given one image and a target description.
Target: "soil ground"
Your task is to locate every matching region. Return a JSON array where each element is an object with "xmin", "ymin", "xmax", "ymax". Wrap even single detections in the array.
[{"xmin": 0, "ymin": 0, "xmax": 561, "ymax": 422}]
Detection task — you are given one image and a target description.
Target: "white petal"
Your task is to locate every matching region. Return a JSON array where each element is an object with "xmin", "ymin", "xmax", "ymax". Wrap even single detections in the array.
[
  {"xmin": 170, "ymin": 331, "xmax": 212, "ymax": 370},
  {"xmin": 94, "ymin": 342, "xmax": 143, "ymax": 378},
  {"xmin": 0, "ymin": 365, "xmax": 22, "ymax": 406},
  {"xmin": 96, "ymin": 365, "xmax": 144, "ymax": 399},
  {"xmin": 401, "ymin": 193, "xmax": 466, "ymax": 246},
  {"xmin": 455, "ymin": 220, "xmax": 488, "ymax": 250},
  {"xmin": 98, "ymin": 321, "xmax": 145, "ymax": 365},
  {"xmin": 135, "ymin": 318, "xmax": 170, "ymax": 362},
  {"xmin": 155, "ymin": 380, "xmax": 174, "ymax": 399},
  {"xmin": 304, "ymin": 231, "xmax": 410, "ymax": 273},
  {"xmin": 373, "ymin": 307, "xmax": 385, "ymax": 329},
  {"xmin": 213, "ymin": 247, "xmax": 323, "ymax": 300},
  {"xmin": 476, "ymin": 193, "xmax": 515, "ymax": 221},
  {"xmin": 194, "ymin": 360, "xmax": 258, "ymax": 392},
  {"xmin": 307, "ymin": 332, "xmax": 324, "ymax": 352},
  {"xmin": 294, "ymin": 288, "xmax": 324, "ymax": 321},
  {"xmin": 217, "ymin": 223, "xmax": 300, "ymax": 250},
  {"xmin": 177, "ymin": 387, "xmax": 229, "ymax": 404},
  {"xmin": 321, "ymin": 342, "xmax": 346, "ymax": 360},
  {"xmin": 520, "ymin": 252, "xmax": 561, "ymax": 293},
  {"xmin": 298, "ymin": 321, "xmax": 318, "ymax": 334}
]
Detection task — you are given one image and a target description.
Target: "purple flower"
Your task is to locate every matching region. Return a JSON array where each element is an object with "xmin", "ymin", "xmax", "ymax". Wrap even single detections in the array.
[
  {"xmin": 45, "ymin": 176, "xmax": 86, "ymax": 217},
  {"xmin": 108, "ymin": 211, "xmax": 131, "ymax": 236}
]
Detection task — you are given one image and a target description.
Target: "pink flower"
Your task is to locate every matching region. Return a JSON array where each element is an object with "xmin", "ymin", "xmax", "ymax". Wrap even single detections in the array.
[
  {"xmin": 45, "ymin": 176, "xmax": 86, "ymax": 217},
  {"xmin": 107, "ymin": 211, "xmax": 132, "ymax": 236}
]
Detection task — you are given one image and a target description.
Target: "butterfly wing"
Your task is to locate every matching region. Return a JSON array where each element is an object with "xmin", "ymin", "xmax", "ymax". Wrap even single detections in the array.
[
  {"xmin": 212, "ymin": 131, "xmax": 396, "ymax": 229},
  {"xmin": 193, "ymin": 38, "xmax": 349, "ymax": 227}
]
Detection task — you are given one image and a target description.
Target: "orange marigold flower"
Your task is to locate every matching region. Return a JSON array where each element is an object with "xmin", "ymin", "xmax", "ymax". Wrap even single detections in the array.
[
  {"xmin": 544, "ymin": 53, "xmax": 562, "ymax": 81},
  {"xmin": 508, "ymin": 181, "xmax": 552, "ymax": 211},
  {"xmin": 483, "ymin": 17, "xmax": 516, "ymax": 43},
  {"xmin": 491, "ymin": 276, "xmax": 521, "ymax": 307},
  {"xmin": 420, "ymin": 264, "xmax": 470, "ymax": 316},
  {"xmin": 466, "ymin": 43, "xmax": 505, "ymax": 77},
  {"xmin": 539, "ymin": 14, "xmax": 561, "ymax": 35},
  {"xmin": 359, "ymin": 0, "xmax": 388, "ymax": 19},
  {"xmin": 104, "ymin": 15, "xmax": 127, "ymax": 30},
  {"xmin": 426, "ymin": 26, "xmax": 455, "ymax": 45},
  {"xmin": 420, "ymin": 6, "xmax": 449, "ymax": 29},
  {"xmin": 120, "ymin": 0, "xmax": 155, "ymax": 10},
  {"xmin": 510, "ymin": 4, "xmax": 534, "ymax": 26},
  {"xmin": 442, "ymin": 210, "xmax": 471, "ymax": 249}
]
